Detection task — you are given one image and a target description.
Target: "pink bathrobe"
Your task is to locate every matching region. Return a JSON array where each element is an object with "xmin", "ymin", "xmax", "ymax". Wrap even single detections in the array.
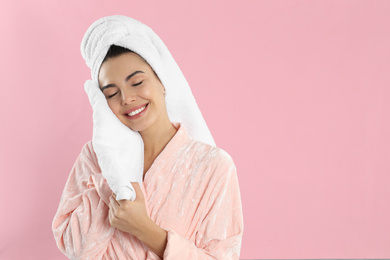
[{"xmin": 52, "ymin": 122, "xmax": 244, "ymax": 259}]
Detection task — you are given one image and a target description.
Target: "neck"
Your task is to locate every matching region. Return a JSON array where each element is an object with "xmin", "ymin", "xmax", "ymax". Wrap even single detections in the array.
[{"xmin": 139, "ymin": 116, "xmax": 178, "ymax": 159}]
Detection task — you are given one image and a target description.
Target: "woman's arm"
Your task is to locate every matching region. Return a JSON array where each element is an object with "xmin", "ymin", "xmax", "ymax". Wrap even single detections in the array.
[
  {"xmin": 52, "ymin": 143, "xmax": 116, "ymax": 259},
  {"xmin": 108, "ymin": 183, "xmax": 168, "ymax": 259},
  {"xmin": 136, "ymin": 217, "xmax": 168, "ymax": 258},
  {"xmin": 52, "ymin": 142, "xmax": 156, "ymax": 259}
]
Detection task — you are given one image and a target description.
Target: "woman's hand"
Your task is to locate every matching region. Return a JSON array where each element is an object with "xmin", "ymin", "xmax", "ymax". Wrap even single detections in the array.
[
  {"xmin": 108, "ymin": 182, "xmax": 151, "ymax": 238},
  {"xmin": 109, "ymin": 182, "xmax": 168, "ymax": 258}
]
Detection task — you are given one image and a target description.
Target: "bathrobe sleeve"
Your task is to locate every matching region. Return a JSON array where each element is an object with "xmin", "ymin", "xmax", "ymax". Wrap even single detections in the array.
[
  {"xmin": 52, "ymin": 142, "xmax": 117, "ymax": 259},
  {"xmin": 162, "ymin": 151, "xmax": 244, "ymax": 260}
]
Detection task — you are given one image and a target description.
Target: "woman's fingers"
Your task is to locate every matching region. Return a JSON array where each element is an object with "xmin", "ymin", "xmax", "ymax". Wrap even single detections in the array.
[
  {"xmin": 110, "ymin": 194, "xmax": 120, "ymax": 208},
  {"xmin": 131, "ymin": 182, "xmax": 144, "ymax": 201},
  {"xmin": 108, "ymin": 199, "xmax": 115, "ymax": 226}
]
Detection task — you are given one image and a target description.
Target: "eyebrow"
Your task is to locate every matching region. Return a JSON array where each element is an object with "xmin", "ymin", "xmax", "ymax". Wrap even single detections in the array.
[{"xmin": 100, "ymin": 70, "xmax": 145, "ymax": 91}]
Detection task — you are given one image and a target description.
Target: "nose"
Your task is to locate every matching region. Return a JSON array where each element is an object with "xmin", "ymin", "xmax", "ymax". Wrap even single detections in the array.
[{"xmin": 121, "ymin": 89, "xmax": 137, "ymax": 105}]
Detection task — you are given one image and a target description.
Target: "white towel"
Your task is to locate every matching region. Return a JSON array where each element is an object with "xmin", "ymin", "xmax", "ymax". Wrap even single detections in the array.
[{"xmin": 80, "ymin": 15, "xmax": 216, "ymax": 200}]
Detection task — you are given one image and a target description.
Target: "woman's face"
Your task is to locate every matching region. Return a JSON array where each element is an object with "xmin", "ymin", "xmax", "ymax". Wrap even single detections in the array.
[{"xmin": 98, "ymin": 52, "xmax": 166, "ymax": 132}]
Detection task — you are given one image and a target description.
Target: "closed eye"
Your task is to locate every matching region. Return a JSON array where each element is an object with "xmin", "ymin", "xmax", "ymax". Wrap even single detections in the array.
[
  {"xmin": 108, "ymin": 92, "xmax": 118, "ymax": 98},
  {"xmin": 107, "ymin": 81, "xmax": 143, "ymax": 99},
  {"xmin": 132, "ymin": 81, "xmax": 143, "ymax": 86}
]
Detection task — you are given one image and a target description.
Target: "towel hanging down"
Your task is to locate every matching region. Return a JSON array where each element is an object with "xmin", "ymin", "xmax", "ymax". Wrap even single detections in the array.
[{"xmin": 80, "ymin": 15, "xmax": 216, "ymax": 200}]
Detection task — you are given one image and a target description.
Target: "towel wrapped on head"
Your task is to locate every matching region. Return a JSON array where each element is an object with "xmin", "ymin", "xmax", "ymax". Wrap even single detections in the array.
[{"xmin": 80, "ymin": 15, "xmax": 215, "ymax": 200}]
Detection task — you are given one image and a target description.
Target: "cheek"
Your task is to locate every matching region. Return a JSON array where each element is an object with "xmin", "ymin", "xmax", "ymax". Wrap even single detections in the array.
[
  {"xmin": 107, "ymin": 101, "xmax": 121, "ymax": 117},
  {"xmin": 139, "ymin": 87, "xmax": 152, "ymax": 99}
]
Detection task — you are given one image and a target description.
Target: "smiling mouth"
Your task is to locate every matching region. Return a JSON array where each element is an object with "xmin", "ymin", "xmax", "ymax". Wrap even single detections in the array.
[
  {"xmin": 126, "ymin": 103, "xmax": 149, "ymax": 117},
  {"xmin": 127, "ymin": 104, "xmax": 148, "ymax": 116}
]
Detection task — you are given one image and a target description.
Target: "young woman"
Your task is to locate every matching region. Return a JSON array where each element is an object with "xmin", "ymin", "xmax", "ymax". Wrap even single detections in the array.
[{"xmin": 52, "ymin": 15, "xmax": 243, "ymax": 260}]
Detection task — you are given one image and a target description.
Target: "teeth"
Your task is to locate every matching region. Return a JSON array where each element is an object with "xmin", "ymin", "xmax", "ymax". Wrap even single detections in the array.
[{"xmin": 128, "ymin": 104, "xmax": 147, "ymax": 116}]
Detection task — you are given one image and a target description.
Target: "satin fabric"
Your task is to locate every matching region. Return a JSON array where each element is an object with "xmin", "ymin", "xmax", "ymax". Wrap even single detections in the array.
[{"xmin": 52, "ymin": 122, "xmax": 244, "ymax": 259}]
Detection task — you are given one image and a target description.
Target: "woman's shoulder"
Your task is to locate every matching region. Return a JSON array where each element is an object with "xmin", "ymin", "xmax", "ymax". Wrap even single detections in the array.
[
  {"xmin": 81, "ymin": 140, "xmax": 94, "ymax": 154},
  {"xmin": 77, "ymin": 140, "xmax": 99, "ymax": 168},
  {"xmin": 187, "ymin": 141, "xmax": 238, "ymax": 191},
  {"xmin": 70, "ymin": 140, "xmax": 103, "ymax": 182},
  {"xmin": 189, "ymin": 139, "xmax": 236, "ymax": 170}
]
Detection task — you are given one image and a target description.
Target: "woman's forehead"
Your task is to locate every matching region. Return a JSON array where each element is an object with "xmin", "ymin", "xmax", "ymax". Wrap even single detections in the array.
[
  {"xmin": 98, "ymin": 53, "xmax": 155, "ymax": 85},
  {"xmin": 101, "ymin": 53, "xmax": 150, "ymax": 73}
]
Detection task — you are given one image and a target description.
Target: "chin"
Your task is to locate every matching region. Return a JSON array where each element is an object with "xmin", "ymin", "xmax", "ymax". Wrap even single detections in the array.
[
  {"xmin": 121, "ymin": 120, "xmax": 147, "ymax": 133},
  {"xmin": 119, "ymin": 113, "xmax": 156, "ymax": 133}
]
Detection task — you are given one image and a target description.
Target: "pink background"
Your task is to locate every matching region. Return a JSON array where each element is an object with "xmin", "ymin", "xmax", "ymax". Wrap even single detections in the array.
[{"xmin": 1, "ymin": 0, "xmax": 389, "ymax": 259}]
